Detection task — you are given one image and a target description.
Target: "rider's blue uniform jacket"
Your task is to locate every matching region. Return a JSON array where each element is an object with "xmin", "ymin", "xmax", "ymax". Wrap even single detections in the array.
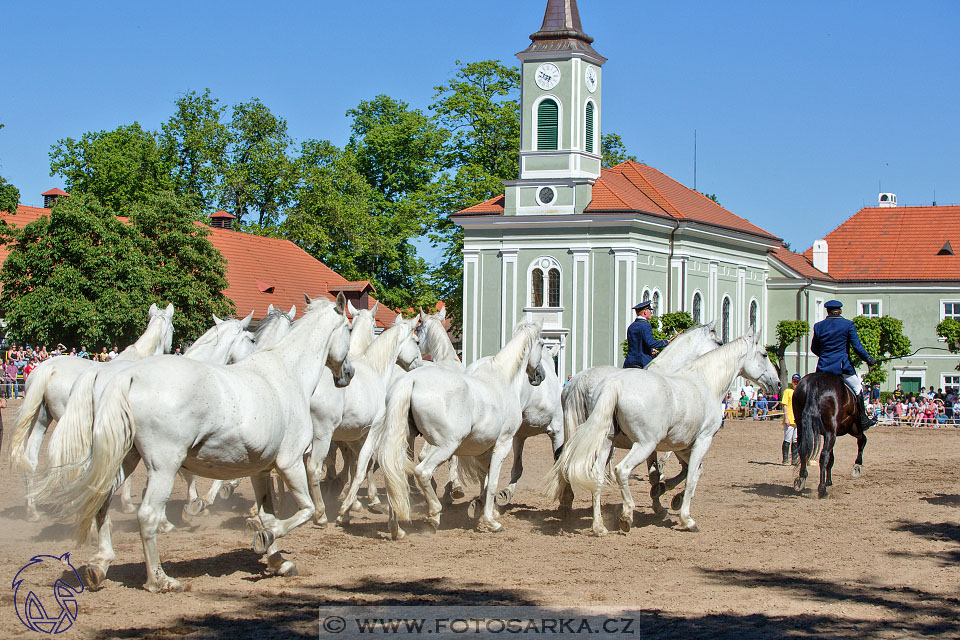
[
  {"xmin": 811, "ymin": 315, "xmax": 874, "ymax": 375},
  {"xmin": 623, "ymin": 318, "xmax": 669, "ymax": 368}
]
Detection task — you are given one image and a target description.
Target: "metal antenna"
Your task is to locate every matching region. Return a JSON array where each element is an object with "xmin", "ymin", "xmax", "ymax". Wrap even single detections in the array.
[{"xmin": 694, "ymin": 129, "xmax": 697, "ymax": 191}]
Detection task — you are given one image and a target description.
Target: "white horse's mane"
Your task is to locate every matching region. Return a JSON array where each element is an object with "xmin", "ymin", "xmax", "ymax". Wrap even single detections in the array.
[
  {"xmin": 472, "ymin": 322, "xmax": 539, "ymax": 381},
  {"xmin": 118, "ymin": 305, "xmax": 172, "ymax": 361},
  {"xmin": 676, "ymin": 334, "xmax": 751, "ymax": 397},
  {"xmin": 363, "ymin": 319, "xmax": 413, "ymax": 374},
  {"xmin": 420, "ymin": 314, "xmax": 457, "ymax": 362},
  {"xmin": 184, "ymin": 317, "xmax": 244, "ymax": 356},
  {"xmin": 255, "ymin": 307, "xmax": 293, "ymax": 343}
]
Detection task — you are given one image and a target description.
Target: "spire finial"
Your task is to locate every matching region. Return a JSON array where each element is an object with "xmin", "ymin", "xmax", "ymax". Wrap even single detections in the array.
[{"xmin": 519, "ymin": 0, "xmax": 605, "ymax": 62}]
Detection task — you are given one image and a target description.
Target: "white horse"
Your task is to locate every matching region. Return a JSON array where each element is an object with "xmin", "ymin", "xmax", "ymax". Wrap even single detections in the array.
[
  {"xmin": 38, "ymin": 312, "xmax": 256, "ymax": 534},
  {"xmin": 546, "ymin": 327, "xmax": 779, "ymax": 534},
  {"xmin": 308, "ymin": 314, "xmax": 422, "ymax": 525},
  {"xmin": 38, "ymin": 294, "xmax": 354, "ymax": 593},
  {"xmin": 9, "ymin": 303, "xmax": 175, "ymax": 521},
  {"xmin": 556, "ymin": 321, "xmax": 723, "ymax": 519},
  {"xmin": 341, "ymin": 320, "xmax": 545, "ymax": 539}
]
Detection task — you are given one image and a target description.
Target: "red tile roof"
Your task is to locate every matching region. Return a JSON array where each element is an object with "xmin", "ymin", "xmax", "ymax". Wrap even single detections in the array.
[
  {"xmin": 210, "ymin": 209, "xmax": 236, "ymax": 219},
  {"xmin": 41, "ymin": 188, "xmax": 70, "ymax": 197},
  {"xmin": 770, "ymin": 244, "xmax": 831, "ymax": 280},
  {"xmin": 328, "ymin": 280, "xmax": 375, "ymax": 294},
  {"xmin": 456, "ymin": 161, "xmax": 779, "ymax": 241},
  {"xmin": 801, "ymin": 205, "xmax": 960, "ymax": 282},
  {"xmin": 0, "ymin": 205, "xmax": 399, "ymax": 327}
]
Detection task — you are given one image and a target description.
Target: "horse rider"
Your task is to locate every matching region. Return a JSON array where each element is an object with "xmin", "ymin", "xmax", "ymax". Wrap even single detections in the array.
[
  {"xmin": 781, "ymin": 373, "xmax": 800, "ymax": 464},
  {"xmin": 810, "ymin": 299, "xmax": 877, "ymax": 429},
  {"xmin": 623, "ymin": 300, "xmax": 669, "ymax": 369}
]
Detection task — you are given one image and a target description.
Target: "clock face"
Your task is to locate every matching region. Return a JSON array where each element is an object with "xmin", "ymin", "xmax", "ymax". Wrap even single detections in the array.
[
  {"xmin": 535, "ymin": 63, "xmax": 561, "ymax": 90},
  {"xmin": 585, "ymin": 66, "xmax": 597, "ymax": 93}
]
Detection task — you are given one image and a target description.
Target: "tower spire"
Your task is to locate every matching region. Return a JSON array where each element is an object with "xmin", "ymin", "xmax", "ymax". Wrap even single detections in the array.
[{"xmin": 519, "ymin": 0, "xmax": 605, "ymax": 60}]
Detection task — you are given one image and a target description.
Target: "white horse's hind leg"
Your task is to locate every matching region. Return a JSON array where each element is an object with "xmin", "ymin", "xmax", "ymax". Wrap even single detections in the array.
[
  {"xmin": 253, "ymin": 458, "xmax": 314, "ymax": 577},
  {"xmin": 495, "ymin": 435, "xmax": 525, "ymax": 507},
  {"xmin": 445, "ymin": 457, "xmax": 465, "ymax": 501},
  {"xmin": 138, "ymin": 465, "xmax": 183, "ymax": 593},
  {"xmin": 675, "ymin": 437, "xmax": 713, "ymax": 532},
  {"xmin": 119, "ymin": 475, "xmax": 137, "ymax": 513},
  {"xmin": 615, "ymin": 442, "xmax": 657, "ymax": 533},
  {"xmin": 414, "ymin": 443, "xmax": 458, "ymax": 533},
  {"xmin": 86, "ymin": 452, "xmax": 140, "ymax": 590},
  {"xmin": 587, "ymin": 435, "xmax": 615, "ymax": 536},
  {"xmin": 23, "ymin": 407, "xmax": 52, "ymax": 522},
  {"xmin": 304, "ymin": 451, "xmax": 328, "ymax": 527}
]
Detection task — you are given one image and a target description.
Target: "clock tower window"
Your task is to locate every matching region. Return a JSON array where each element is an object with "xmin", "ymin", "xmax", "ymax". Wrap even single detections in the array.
[
  {"xmin": 585, "ymin": 101, "xmax": 595, "ymax": 153},
  {"xmin": 537, "ymin": 99, "xmax": 559, "ymax": 150}
]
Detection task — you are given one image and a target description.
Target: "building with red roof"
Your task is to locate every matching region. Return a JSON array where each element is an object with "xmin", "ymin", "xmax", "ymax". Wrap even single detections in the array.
[{"xmin": 0, "ymin": 195, "xmax": 399, "ymax": 329}]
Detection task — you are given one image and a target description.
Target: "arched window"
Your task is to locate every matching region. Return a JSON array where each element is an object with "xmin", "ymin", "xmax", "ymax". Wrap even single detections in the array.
[
  {"xmin": 531, "ymin": 269, "xmax": 544, "ymax": 307},
  {"xmin": 585, "ymin": 101, "xmax": 595, "ymax": 153},
  {"xmin": 537, "ymin": 99, "xmax": 559, "ymax": 150},
  {"xmin": 528, "ymin": 256, "xmax": 562, "ymax": 308},
  {"xmin": 652, "ymin": 290, "xmax": 661, "ymax": 316},
  {"xmin": 548, "ymin": 268, "xmax": 560, "ymax": 307},
  {"xmin": 692, "ymin": 291, "xmax": 702, "ymax": 324},
  {"xmin": 721, "ymin": 296, "xmax": 731, "ymax": 343},
  {"xmin": 749, "ymin": 299, "xmax": 758, "ymax": 330},
  {"xmin": 642, "ymin": 289, "xmax": 651, "ymax": 303}
]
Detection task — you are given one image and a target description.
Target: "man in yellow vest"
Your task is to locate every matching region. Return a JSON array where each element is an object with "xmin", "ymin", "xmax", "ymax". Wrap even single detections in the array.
[{"xmin": 781, "ymin": 373, "xmax": 800, "ymax": 464}]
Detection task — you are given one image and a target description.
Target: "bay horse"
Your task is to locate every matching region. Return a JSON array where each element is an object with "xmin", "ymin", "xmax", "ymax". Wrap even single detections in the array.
[{"xmin": 792, "ymin": 371, "xmax": 867, "ymax": 498}]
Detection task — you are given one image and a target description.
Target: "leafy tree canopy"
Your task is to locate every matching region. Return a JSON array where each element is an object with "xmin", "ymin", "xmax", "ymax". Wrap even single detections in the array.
[
  {"xmin": 0, "ymin": 192, "xmax": 233, "ymax": 348},
  {"xmin": 768, "ymin": 319, "xmax": 810, "ymax": 389},
  {"xmin": 601, "ymin": 133, "xmax": 637, "ymax": 169},
  {"xmin": 936, "ymin": 318, "xmax": 960, "ymax": 370},
  {"xmin": 851, "ymin": 315, "xmax": 911, "ymax": 385},
  {"xmin": 0, "ymin": 124, "xmax": 20, "ymax": 216}
]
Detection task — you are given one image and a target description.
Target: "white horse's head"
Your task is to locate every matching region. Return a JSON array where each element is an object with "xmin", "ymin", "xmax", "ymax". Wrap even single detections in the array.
[
  {"xmin": 516, "ymin": 320, "xmax": 545, "ymax": 387},
  {"xmin": 146, "ymin": 303, "xmax": 176, "ymax": 356},
  {"xmin": 650, "ymin": 319, "xmax": 723, "ymax": 372},
  {"xmin": 347, "ymin": 303, "xmax": 378, "ymax": 358},
  {"xmin": 394, "ymin": 315, "xmax": 423, "ymax": 371},
  {"xmin": 186, "ymin": 312, "xmax": 257, "ymax": 364},
  {"xmin": 254, "ymin": 305, "xmax": 295, "ymax": 352},
  {"xmin": 740, "ymin": 326, "xmax": 780, "ymax": 395},
  {"xmin": 309, "ymin": 292, "xmax": 354, "ymax": 388}
]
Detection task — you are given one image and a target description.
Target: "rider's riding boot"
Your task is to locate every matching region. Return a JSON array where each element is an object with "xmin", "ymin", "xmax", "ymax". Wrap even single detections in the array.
[
  {"xmin": 781, "ymin": 441, "xmax": 790, "ymax": 465},
  {"xmin": 857, "ymin": 392, "xmax": 877, "ymax": 430},
  {"xmin": 790, "ymin": 441, "xmax": 799, "ymax": 465}
]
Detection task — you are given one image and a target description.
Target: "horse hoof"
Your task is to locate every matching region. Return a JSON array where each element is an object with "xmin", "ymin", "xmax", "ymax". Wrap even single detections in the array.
[
  {"xmin": 183, "ymin": 499, "xmax": 206, "ymax": 517},
  {"xmin": 26, "ymin": 509, "xmax": 40, "ymax": 523},
  {"xmin": 558, "ymin": 505, "xmax": 572, "ymax": 520},
  {"xmin": 272, "ymin": 561, "xmax": 298, "ymax": 577},
  {"xmin": 650, "ymin": 482, "xmax": 666, "ymax": 500},
  {"xmin": 146, "ymin": 577, "xmax": 183, "ymax": 593},
  {"xmin": 466, "ymin": 498, "xmax": 482, "ymax": 520},
  {"xmin": 818, "ymin": 487, "xmax": 828, "ymax": 499},
  {"xmin": 158, "ymin": 519, "xmax": 176, "ymax": 534},
  {"xmin": 590, "ymin": 526, "xmax": 608, "ymax": 537},
  {"xmin": 313, "ymin": 513, "xmax": 328, "ymax": 527},
  {"xmin": 450, "ymin": 486, "xmax": 466, "ymax": 500},
  {"xmin": 670, "ymin": 493, "xmax": 683, "ymax": 511},
  {"xmin": 652, "ymin": 503, "xmax": 667, "ymax": 519},
  {"xmin": 253, "ymin": 529, "xmax": 276, "ymax": 554},
  {"xmin": 244, "ymin": 518, "xmax": 262, "ymax": 533},
  {"xmin": 366, "ymin": 501, "xmax": 385, "ymax": 514},
  {"xmin": 121, "ymin": 502, "xmax": 138, "ymax": 514},
  {"xmin": 681, "ymin": 522, "xmax": 701, "ymax": 533},
  {"xmin": 479, "ymin": 520, "xmax": 504, "ymax": 533},
  {"xmin": 424, "ymin": 518, "xmax": 440, "ymax": 534},
  {"xmin": 851, "ymin": 465, "xmax": 862, "ymax": 478},
  {"xmin": 390, "ymin": 525, "xmax": 406, "ymax": 541},
  {"xmin": 618, "ymin": 516, "xmax": 631, "ymax": 533},
  {"xmin": 494, "ymin": 490, "xmax": 511, "ymax": 507},
  {"xmin": 794, "ymin": 477, "xmax": 806, "ymax": 493},
  {"xmin": 84, "ymin": 565, "xmax": 106, "ymax": 591}
]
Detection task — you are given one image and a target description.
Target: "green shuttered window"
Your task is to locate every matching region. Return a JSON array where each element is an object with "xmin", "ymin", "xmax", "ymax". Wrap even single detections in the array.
[
  {"xmin": 585, "ymin": 102, "xmax": 594, "ymax": 153},
  {"xmin": 537, "ymin": 99, "xmax": 559, "ymax": 150}
]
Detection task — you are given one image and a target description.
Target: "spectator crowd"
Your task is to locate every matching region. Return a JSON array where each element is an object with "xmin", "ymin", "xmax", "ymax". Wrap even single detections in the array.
[{"xmin": 1, "ymin": 343, "xmax": 120, "ymax": 398}]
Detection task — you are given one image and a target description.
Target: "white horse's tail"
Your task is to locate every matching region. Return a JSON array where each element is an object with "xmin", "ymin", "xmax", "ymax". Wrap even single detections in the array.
[
  {"xmin": 560, "ymin": 374, "xmax": 591, "ymax": 453},
  {"xmin": 376, "ymin": 375, "xmax": 415, "ymax": 523},
  {"xmin": 456, "ymin": 452, "xmax": 491, "ymax": 488},
  {"xmin": 545, "ymin": 378, "xmax": 621, "ymax": 501},
  {"xmin": 45, "ymin": 369, "xmax": 98, "ymax": 473},
  {"xmin": 40, "ymin": 376, "xmax": 137, "ymax": 544},
  {"xmin": 9, "ymin": 363, "xmax": 56, "ymax": 473}
]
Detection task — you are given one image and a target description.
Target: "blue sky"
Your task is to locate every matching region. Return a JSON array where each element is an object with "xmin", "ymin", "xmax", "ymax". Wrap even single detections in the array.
[{"xmin": 2, "ymin": 1, "xmax": 958, "ymax": 260}]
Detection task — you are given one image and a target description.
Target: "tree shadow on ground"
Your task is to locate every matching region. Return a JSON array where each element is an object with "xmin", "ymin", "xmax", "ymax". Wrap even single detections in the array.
[
  {"xmin": 735, "ymin": 482, "xmax": 797, "ymax": 498},
  {"xmin": 890, "ymin": 519, "xmax": 960, "ymax": 566},
  {"xmin": 93, "ymin": 548, "xmax": 265, "ymax": 591},
  {"xmin": 922, "ymin": 493, "xmax": 960, "ymax": 507},
  {"xmin": 89, "ymin": 572, "xmax": 960, "ymax": 639}
]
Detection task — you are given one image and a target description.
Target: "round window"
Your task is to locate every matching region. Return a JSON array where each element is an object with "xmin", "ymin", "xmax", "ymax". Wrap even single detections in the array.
[{"xmin": 538, "ymin": 186, "xmax": 556, "ymax": 205}]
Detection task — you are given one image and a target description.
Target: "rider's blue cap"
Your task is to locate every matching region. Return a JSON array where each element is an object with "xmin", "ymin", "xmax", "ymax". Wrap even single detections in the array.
[
  {"xmin": 633, "ymin": 300, "xmax": 652, "ymax": 311},
  {"xmin": 824, "ymin": 300, "xmax": 843, "ymax": 309}
]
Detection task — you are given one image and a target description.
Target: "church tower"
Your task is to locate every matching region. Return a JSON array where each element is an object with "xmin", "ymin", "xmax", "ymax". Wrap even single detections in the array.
[{"xmin": 503, "ymin": 0, "xmax": 606, "ymax": 216}]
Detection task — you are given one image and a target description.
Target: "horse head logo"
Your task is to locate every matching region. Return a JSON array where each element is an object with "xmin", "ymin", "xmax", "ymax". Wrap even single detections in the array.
[{"xmin": 12, "ymin": 553, "xmax": 84, "ymax": 634}]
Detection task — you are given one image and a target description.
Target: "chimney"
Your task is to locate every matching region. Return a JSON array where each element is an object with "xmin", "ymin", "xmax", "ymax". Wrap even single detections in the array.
[
  {"xmin": 209, "ymin": 210, "xmax": 236, "ymax": 230},
  {"xmin": 41, "ymin": 188, "xmax": 70, "ymax": 208},
  {"xmin": 878, "ymin": 193, "xmax": 897, "ymax": 208},
  {"xmin": 812, "ymin": 239, "xmax": 828, "ymax": 273}
]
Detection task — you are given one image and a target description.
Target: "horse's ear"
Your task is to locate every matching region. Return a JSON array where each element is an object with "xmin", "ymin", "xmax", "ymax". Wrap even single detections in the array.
[
  {"xmin": 149, "ymin": 303, "xmax": 160, "ymax": 316},
  {"xmin": 267, "ymin": 304, "xmax": 275, "ymax": 314},
  {"xmin": 212, "ymin": 314, "xmax": 223, "ymax": 326},
  {"xmin": 744, "ymin": 325, "xmax": 755, "ymax": 340},
  {"xmin": 546, "ymin": 344, "xmax": 560, "ymax": 357},
  {"xmin": 164, "ymin": 303, "xmax": 175, "ymax": 319},
  {"xmin": 287, "ymin": 305, "xmax": 296, "ymax": 321},
  {"xmin": 437, "ymin": 306, "xmax": 446, "ymax": 322},
  {"xmin": 240, "ymin": 310, "xmax": 255, "ymax": 329},
  {"xmin": 335, "ymin": 292, "xmax": 347, "ymax": 315},
  {"xmin": 393, "ymin": 313, "xmax": 403, "ymax": 326},
  {"xmin": 347, "ymin": 300, "xmax": 358, "ymax": 316},
  {"xmin": 419, "ymin": 307, "xmax": 426, "ymax": 322},
  {"xmin": 371, "ymin": 301, "xmax": 379, "ymax": 315},
  {"xmin": 707, "ymin": 318, "xmax": 717, "ymax": 331},
  {"xmin": 303, "ymin": 293, "xmax": 313, "ymax": 306}
]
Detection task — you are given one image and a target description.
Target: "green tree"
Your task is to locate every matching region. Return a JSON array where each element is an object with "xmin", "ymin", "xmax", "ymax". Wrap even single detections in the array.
[
  {"xmin": 937, "ymin": 318, "xmax": 960, "ymax": 370},
  {"xmin": 0, "ymin": 124, "xmax": 20, "ymax": 216},
  {"xmin": 220, "ymin": 99, "xmax": 295, "ymax": 229},
  {"xmin": 601, "ymin": 132, "xmax": 637, "ymax": 168},
  {"xmin": 768, "ymin": 320, "xmax": 811, "ymax": 389},
  {"xmin": 621, "ymin": 311, "xmax": 694, "ymax": 356},
  {"xmin": 126, "ymin": 191, "xmax": 234, "ymax": 340},
  {"xmin": 49, "ymin": 123, "xmax": 172, "ymax": 211},
  {"xmin": 851, "ymin": 315, "xmax": 912, "ymax": 385},
  {"xmin": 0, "ymin": 194, "xmax": 152, "ymax": 347},
  {"xmin": 160, "ymin": 89, "xmax": 230, "ymax": 207}
]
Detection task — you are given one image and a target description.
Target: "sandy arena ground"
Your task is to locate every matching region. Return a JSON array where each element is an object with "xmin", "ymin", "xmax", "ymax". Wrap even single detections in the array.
[{"xmin": 1, "ymin": 400, "xmax": 958, "ymax": 639}]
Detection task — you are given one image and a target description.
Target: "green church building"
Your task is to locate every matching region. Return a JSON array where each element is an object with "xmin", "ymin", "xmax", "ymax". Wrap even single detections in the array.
[{"xmin": 452, "ymin": 0, "xmax": 960, "ymax": 393}]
